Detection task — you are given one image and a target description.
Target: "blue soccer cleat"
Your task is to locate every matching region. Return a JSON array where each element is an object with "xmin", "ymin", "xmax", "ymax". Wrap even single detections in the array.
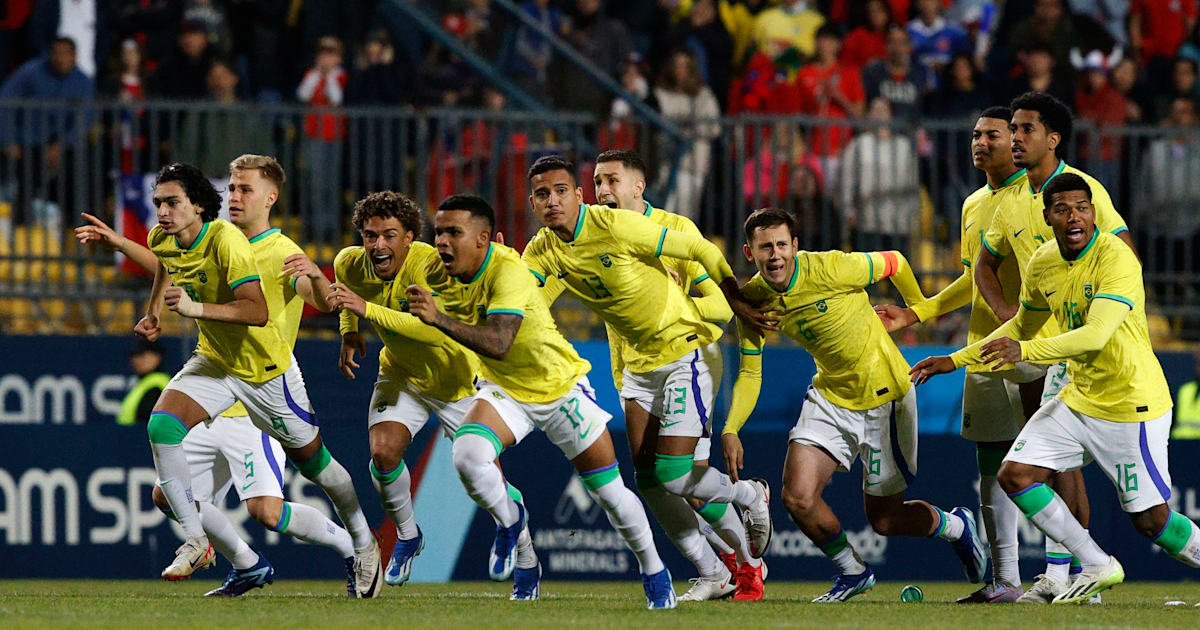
[
  {"xmin": 204, "ymin": 553, "xmax": 275, "ymax": 597},
  {"xmin": 642, "ymin": 568, "xmax": 677, "ymax": 609},
  {"xmin": 510, "ymin": 563, "xmax": 542, "ymax": 601},
  {"xmin": 950, "ymin": 506, "xmax": 987, "ymax": 584},
  {"xmin": 812, "ymin": 567, "xmax": 876, "ymax": 603},
  {"xmin": 386, "ymin": 526, "xmax": 425, "ymax": 586},
  {"xmin": 489, "ymin": 502, "xmax": 526, "ymax": 581}
]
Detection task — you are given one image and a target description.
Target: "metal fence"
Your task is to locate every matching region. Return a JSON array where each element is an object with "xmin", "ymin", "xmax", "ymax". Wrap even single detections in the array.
[{"xmin": 0, "ymin": 99, "xmax": 1196, "ymax": 341}]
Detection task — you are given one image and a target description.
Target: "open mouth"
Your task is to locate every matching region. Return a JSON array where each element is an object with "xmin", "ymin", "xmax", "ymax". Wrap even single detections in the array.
[
  {"xmin": 1065, "ymin": 227, "xmax": 1086, "ymax": 244},
  {"xmin": 371, "ymin": 252, "xmax": 393, "ymax": 271},
  {"xmin": 765, "ymin": 260, "xmax": 785, "ymax": 274},
  {"xmin": 439, "ymin": 252, "xmax": 454, "ymax": 268}
]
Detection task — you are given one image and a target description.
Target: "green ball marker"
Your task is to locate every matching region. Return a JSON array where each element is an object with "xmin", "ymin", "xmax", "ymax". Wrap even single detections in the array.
[{"xmin": 900, "ymin": 584, "xmax": 924, "ymax": 602}]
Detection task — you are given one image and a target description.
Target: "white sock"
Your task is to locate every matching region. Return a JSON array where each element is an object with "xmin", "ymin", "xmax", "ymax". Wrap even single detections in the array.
[
  {"xmin": 660, "ymin": 465, "xmax": 758, "ymax": 509},
  {"xmin": 638, "ymin": 471, "xmax": 724, "ymax": 578},
  {"xmin": 371, "ymin": 460, "xmax": 418, "ymax": 539},
  {"xmin": 277, "ymin": 501, "xmax": 355, "ymax": 558},
  {"xmin": 1011, "ymin": 487, "xmax": 1108, "ymax": 568},
  {"xmin": 307, "ymin": 456, "xmax": 374, "ymax": 553},
  {"xmin": 588, "ymin": 475, "xmax": 665, "ymax": 575},
  {"xmin": 1046, "ymin": 537, "xmax": 1072, "ymax": 582},
  {"xmin": 516, "ymin": 526, "xmax": 538, "ymax": 569},
  {"xmin": 198, "ymin": 503, "xmax": 258, "ymax": 570},
  {"xmin": 818, "ymin": 530, "xmax": 868, "ymax": 575},
  {"xmin": 452, "ymin": 434, "xmax": 519, "ymax": 527},
  {"xmin": 696, "ymin": 512, "xmax": 735, "ymax": 555},
  {"xmin": 700, "ymin": 502, "xmax": 759, "ymax": 567},
  {"xmin": 152, "ymin": 442, "xmax": 204, "ymax": 539},
  {"xmin": 932, "ymin": 505, "xmax": 966, "ymax": 541},
  {"xmin": 980, "ymin": 473, "xmax": 1022, "ymax": 586}
]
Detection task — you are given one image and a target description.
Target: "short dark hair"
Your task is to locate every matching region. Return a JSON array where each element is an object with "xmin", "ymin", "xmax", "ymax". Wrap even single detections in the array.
[
  {"xmin": 979, "ymin": 106, "xmax": 1011, "ymax": 122},
  {"xmin": 155, "ymin": 163, "xmax": 222, "ymax": 221},
  {"xmin": 1043, "ymin": 172, "xmax": 1092, "ymax": 208},
  {"xmin": 1011, "ymin": 91, "xmax": 1073, "ymax": 156},
  {"xmin": 815, "ymin": 23, "xmax": 842, "ymax": 41},
  {"xmin": 527, "ymin": 155, "xmax": 576, "ymax": 184},
  {"xmin": 595, "ymin": 150, "xmax": 647, "ymax": 176},
  {"xmin": 351, "ymin": 191, "xmax": 424, "ymax": 234},
  {"xmin": 743, "ymin": 208, "xmax": 796, "ymax": 242},
  {"xmin": 437, "ymin": 194, "xmax": 495, "ymax": 231},
  {"xmin": 51, "ymin": 37, "xmax": 76, "ymax": 52}
]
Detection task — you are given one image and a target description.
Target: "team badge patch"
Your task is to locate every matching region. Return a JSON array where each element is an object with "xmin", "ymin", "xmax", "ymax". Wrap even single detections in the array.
[
  {"xmin": 198, "ymin": 270, "xmax": 208, "ymax": 284},
  {"xmin": 816, "ymin": 299, "xmax": 828, "ymax": 313},
  {"xmin": 599, "ymin": 254, "xmax": 612, "ymax": 268},
  {"xmin": 1083, "ymin": 284, "xmax": 1093, "ymax": 299},
  {"xmin": 1013, "ymin": 439, "xmax": 1026, "ymax": 452}
]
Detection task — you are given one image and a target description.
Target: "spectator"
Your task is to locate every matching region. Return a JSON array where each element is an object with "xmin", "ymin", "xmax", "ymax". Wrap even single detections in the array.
[
  {"xmin": 182, "ymin": 0, "xmax": 232, "ymax": 56},
  {"xmin": 102, "ymin": 38, "xmax": 145, "ymax": 102},
  {"xmin": 1073, "ymin": 49, "xmax": 1127, "ymax": 187},
  {"xmin": 510, "ymin": 0, "xmax": 567, "ymax": 101},
  {"xmin": 653, "ymin": 49, "xmax": 721, "ymax": 221},
  {"xmin": 148, "ymin": 20, "xmax": 213, "ymax": 99},
  {"xmin": 117, "ymin": 339, "xmax": 169, "ymax": 426},
  {"xmin": 1008, "ymin": 0, "xmax": 1083, "ymax": 78},
  {"xmin": 1153, "ymin": 58, "xmax": 1200, "ymax": 123},
  {"xmin": 839, "ymin": 97, "xmax": 919, "ymax": 253},
  {"xmin": 926, "ymin": 52, "xmax": 990, "ymax": 119},
  {"xmin": 907, "ymin": 0, "xmax": 970, "ymax": 91},
  {"xmin": 827, "ymin": 0, "xmax": 910, "ymax": 26},
  {"xmin": 1130, "ymin": 0, "xmax": 1198, "ymax": 91},
  {"xmin": 780, "ymin": 24, "xmax": 865, "ymax": 170},
  {"xmin": 226, "ymin": 0, "xmax": 289, "ymax": 100},
  {"xmin": 785, "ymin": 161, "xmax": 841, "ymax": 252},
  {"xmin": 178, "ymin": 59, "xmax": 271, "ymax": 175},
  {"xmin": 346, "ymin": 30, "xmax": 405, "ymax": 105},
  {"xmin": 559, "ymin": 0, "xmax": 633, "ymax": 114},
  {"xmin": 296, "ymin": 36, "xmax": 347, "ymax": 243},
  {"xmin": 1068, "ymin": 0, "xmax": 1129, "ymax": 48},
  {"xmin": 417, "ymin": 36, "xmax": 479, "ymax": 107},
  {"xmin": 27, "ymin": 0, "xmax": 109, "ymax": 79},
  {"xmin": 839, "ymin": 0, "xmax": 891, "ymax": 71},
  {"xmin": 111, "ymin": 0, "xmax": 183, "ymax": 71},
  {"xmin": 463, "ymin": 0, "xmax": 508, "ymax": 60},
  {"xmin": 661, "ymin": 0, "xmax": 733, "ymax": 110},
  {"xmin": 751, "ymin": 0, "xmax": 825, "ymax": 61},
  {"xmin": 1006, "ymin": 43, "xmax": 1073, "ymax": 105},
  {"xmin": 1, "ymin": 0, "xmax": 34, "ymax": 76},
  {"xmin": 862, "ymin": 24, "xmax": 928, "ymax": 124},
  {"xmin": 1139, "ymin": 97, "xmax": 1200, "ymax": 302},
  {"xmin": 1110, "ymin": 57, "xmax": 1147, "ymax": 123},
  {"xmin": 720, "ymin": 0, "xmax": 769, "ymax": 68},
  {"xmin": 603, "ymin": 57, "xmax": 656, "ymax": 150},
  {"xmin": 742, "ymin": 123, "xmax": 821, "ymax": 207}
]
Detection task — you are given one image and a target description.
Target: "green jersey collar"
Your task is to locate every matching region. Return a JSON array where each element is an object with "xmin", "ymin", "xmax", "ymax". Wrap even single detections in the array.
[
  {"xmin": 988, "ymin": 169, "xmax": 1026, "ymax": 191},
  {"xmin": 768, "ymin": 255, "xmax": 800, "ymax": 293},
  {"xmin": 642, "ymin": 200, "xmax": 654, "ymax": 217},
  {"xmin": 1063, "ymin": 227, "xmax": 1099, "ymax": 262},
  {"xmin": 467, "ymin": 242, "xmax": 495, "ymax": 284},
  {"xmin": 247, "ymin": 227, "xmax": 280, "ymax": 244},
  {"xmin": 1031, "ymin": 160, "xmax": 1067, "ymax": 194},
  {"xmin": 556, "ymin": 203, "xmax": 588, "ymax": 243},
  {"xmin": 175, "ymin": 221, "xmax": 211, "ymax": 251}
]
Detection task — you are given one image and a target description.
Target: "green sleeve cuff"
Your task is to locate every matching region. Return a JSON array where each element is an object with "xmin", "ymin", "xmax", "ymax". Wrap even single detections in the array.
[
  {"xmin": 230, "ymin": 275, "xmax": 260, "ymax": 289},
  {"xmin": 1020, "ymin": 300, "xmax": 1050, "ymax": 312},
  {"xmin": 1094, "ymin": 293, "xmax": 1133, "ymax": 309},
  {"xmin": 982, "ymin": 239, "xmax": 1005, "ymax": 258},
  {"xmin": 486, "ymin": 308, "xmax": 525, "ymax": 318}
]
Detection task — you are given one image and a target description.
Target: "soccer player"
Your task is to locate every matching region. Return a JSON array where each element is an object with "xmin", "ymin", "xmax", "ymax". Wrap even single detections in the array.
[
  {"xmin": 523, "ymin": 155, "xmax": 771, "ymax": 602},
  {"xmin": 911, "ymin": 173, "xmax": 1200, "ymax": 604},
  {"xmin": 723, "ymin": 208, "xmax": 986, "ymax": 603},
  {"xmin": 325, "ymin": 191, "xmax": 537, "ymax": 597},
  {"xmin": 873, "ymin": 107, "xmax": 1033, "ymax": 603},
  {"xmin": 975, "ymin": 91, "xmax": 1137, "ymax": 603},
  {"xmin": 593, "ymin": 149, "xmax": 758, "ymax": 590},
  {"xmin": 130, "ymin": 162, "xmax": 382, "ymax": 597},
  {"xmin": 405, "ymin": 194, "xmax": 676, "ymax": 609}
]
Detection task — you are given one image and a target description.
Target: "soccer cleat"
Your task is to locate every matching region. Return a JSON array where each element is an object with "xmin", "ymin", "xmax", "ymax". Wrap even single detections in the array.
[
  {"xmin": 489, "ymin": 502, "xmax": 526, "ymax": 581},
  {"xmin": 161, "ymin": 537, "xmax": 215, "ymax": 581},
  {"xmin": 812, "ymin": 567, "xmax": 876, "ymax": 603},
  {"xmin": 385, "ymin": 527, "xmax": 424, "ymax": 586},
  {"xmin": 1068, "ymin": 572, "xmax": 1103, "ymax": 605},
  {"xmin": 955, "ymin": 580, "xmax": 1023, "ymax": 604},
  {"xmin": 949, "ymin": 506, "xmax": 987, "ymax": 584},
  {"xmin": 641, "ymin": 568, "xmax": 677, "ymax": 609},
  {"xmin": 1052, "ymin": 556, "xmax": 1123, "ymax": 604},
  {"xmin": 510, "ymin": 563, "xmax": 542, "ymax": 601},
  {"xmin": 678, "ymin": 567, "xmax": 735, "ymax": 601},
  {"xmin": 353, "ymin": 543, "xmax": 383, "ymax": 599},
  {"xmin": 204, "ymin": 553, "xmax": 275, "ymax": 597},
  {"xmin": 1016, "ymin": 574, "xmax": 1066, "ymax": 603},
  {"xmin": 742, "ymin": 478, "xmax": 774, "ymax": 559},
  {"xmin": 731, "ymin": 562, "xmax": 765, "ymax": 601},
  {"xmin": 343, "ymin": 557, "xmax": 358, "ymax": 597},
  {"xmin": 719, "ymin": 551, "xmax": 737, "ymax": 576}
]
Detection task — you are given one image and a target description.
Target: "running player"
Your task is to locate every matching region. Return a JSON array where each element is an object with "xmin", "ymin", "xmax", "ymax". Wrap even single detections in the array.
[
  {"xmin": 523, "ymin": 155, "xmax": 771, "ymax": 602},
  {"xmin": 405, "ymin": 194, "xmax": 676, "ymax": 609},
  {"xmin": 724, "ymin": 208, "xmax": 986, "ymax": 603},
  {"xmin": 975, "ymin": 91, "xmax": 1137, "ymax": 603},
  {"xmin": 911, "ymin": 174, "xmax": 1200, "ymax": 604},
  {"xmin": 593, "ymin": 149, "xmax": 758, "ymax": 594},
  {"xmin": 131, "ymin": 162, "xmax": 381, "ymax": 597},
  {"xmin": 873, "ymin": 107, "xmax": 1032, "ymax": 603},
  {"xmin": 325, "ymin": 191, "xmax": 538, "ymax": 598}
]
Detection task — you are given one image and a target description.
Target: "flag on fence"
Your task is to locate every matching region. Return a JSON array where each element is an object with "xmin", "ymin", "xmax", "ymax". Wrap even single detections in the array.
[{"xmin": 112, "ymin": 173, "xmax": 229, "ymax": 276}]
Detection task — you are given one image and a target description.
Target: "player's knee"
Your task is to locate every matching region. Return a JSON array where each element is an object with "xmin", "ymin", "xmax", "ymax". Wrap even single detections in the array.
[
  {"xmin": 247, "ymin": 497, "xmax": 283, "ymax": 529},
  {"xmin": 370, "ymin": 450, "xmax": 403, "ymax": 476},
  {"xmin": 781, "ymin": 486, "xmax": 817, "ymax": 517},
  {"xmin": 867, "ymin": 512, "xmax": 900, "ymax": 536},
  {"xmin": 653, "ymin": 454, "xmax": 694, "ymax": 496},
  {"xmin": 1130, "ymin": 507, "xmax": 1169, "ymax": 540},
  {"xmin": 996, "ymin": 463, "xmax": 1031, "ymax": 495},
  {"xmin": 451, "ymin": 430, "xmax": 497, "ymax": 476},
  {"xmin": 147, "ymin": 411, "xmax": 189, "ymax": 445},
  {"xmin": 151, "ymin": 486, "xmax": 170, "ymax": 513}
]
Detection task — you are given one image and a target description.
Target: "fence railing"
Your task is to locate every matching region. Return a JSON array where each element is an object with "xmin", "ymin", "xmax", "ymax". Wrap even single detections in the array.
[{"xmin": 1, "ymin": 99, "xmax": 1196, "ymax": 342}]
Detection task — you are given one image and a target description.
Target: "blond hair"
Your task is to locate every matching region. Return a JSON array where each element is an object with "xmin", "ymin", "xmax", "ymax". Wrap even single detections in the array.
[{"xmin": 229, "ymin": 154, "xmax": 286, "ymax": 190}]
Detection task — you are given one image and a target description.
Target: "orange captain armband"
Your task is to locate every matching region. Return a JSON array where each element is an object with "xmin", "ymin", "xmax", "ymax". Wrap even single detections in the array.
[{"xmin": 878, "ymin": 251, "xmax": 900, "ymax": 280}]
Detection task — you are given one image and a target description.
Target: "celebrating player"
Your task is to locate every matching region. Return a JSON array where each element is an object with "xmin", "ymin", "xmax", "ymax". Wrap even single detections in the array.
[
  {"xmin": 523, "ymin": 155, "xmax": 771, "ymax": 601},
  {"xmin": 874, "ymin": 107, "xmax": 1033, "ymax": 603},
  {"xmin": 325, "ymin": 191, "xmax": 537, "ymax": 595},
  {"xmin": 723, "ymin": 208, "xmax": 986, "ymax": 603},
  {"xmin": 404, "ymin": 194, "xmax": 676, "ymax": 609},
  {"xmin": 911, "ymin": 174, "xmax": 1200, "ymax": 604},
  {"xmin": 129, "ymin": 162, "xmax": 382, "ymax": 597}
]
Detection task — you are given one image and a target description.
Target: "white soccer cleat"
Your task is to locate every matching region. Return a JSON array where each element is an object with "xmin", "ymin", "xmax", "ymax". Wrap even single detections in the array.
[
  {"xmin": 678, "ymin": 567, "xmax": 736, "ymax": 601},
  {"xmin": 1015, "ymin": 574, "xmax": 1066, "ymax": 604},
  {"xmin": 742, "ymin": 478, "xmax": 774, "ymax": 558},
  {"xmin": 353, "ymin": 543, "xmax": 383, "ymax": 599},
  {"xmin": 161, "ymin": 537, "xmax": 215, "ymax": 581},
  {"xmin": 1052, "ymin": 556, "xmax": 1124, "ymax": 604}
]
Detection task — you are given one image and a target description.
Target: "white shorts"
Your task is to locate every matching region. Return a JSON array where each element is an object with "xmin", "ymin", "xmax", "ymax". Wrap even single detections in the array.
[
  {"xmin": 693, "ymin": 343, "xmax": 723, "ymax": 462},
  {"xmin": 180, "ymin": 416, "xmax": 286, "ymax": 503},
  {"xmin": 1041, "ymin": 362, "xmax": 1069, "ymax": 402},
  {"xmin": 621, "ymin": 343, "xmax": 717, "ymax": 441},
  {"xmin": 962, "ymin": 372, "xmax": 1026, "ymax": 442},
  {"xmin": 789, "ymin": 386, "xmax": 918, "ymax": 497},
  {"xmin": 474, "ymin": 377, "xmax": 610, "ymax": 461},
  {"xmin": 1005, "ymin": 397, "xmax": 1173, "ymax": 513},
  {"xmin": 165, "ymin": 353, "xmax": 319, "ymax": 449},
  {"xmin": 368, "ymin": 373, "xmax": 472, "ymax": 439}
]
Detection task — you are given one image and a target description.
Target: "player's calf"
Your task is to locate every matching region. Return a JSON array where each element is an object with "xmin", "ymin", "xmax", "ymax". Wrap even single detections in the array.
[{"xmin": 1136, "ymin": 505, "xmax": 1200, "ymax": 568}]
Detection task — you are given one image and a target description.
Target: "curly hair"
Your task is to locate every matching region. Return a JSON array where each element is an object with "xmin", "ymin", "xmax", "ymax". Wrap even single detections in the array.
[
  {"xmin": 1011, "ymin": 91, "xmax": 1073, "ymax": 157},
  {"xmin": 351, "ymin": 191, "xmax": 424, "ymax": 235},
  {"xmin": 155, "ymin": 162, "xmax": 222, "ymax": 221}
]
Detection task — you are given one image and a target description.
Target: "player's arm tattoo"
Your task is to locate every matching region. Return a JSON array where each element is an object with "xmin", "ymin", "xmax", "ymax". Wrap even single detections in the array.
[{"xmin": 431, "ymin": 312, "xmax": 523, "ymax": 360}]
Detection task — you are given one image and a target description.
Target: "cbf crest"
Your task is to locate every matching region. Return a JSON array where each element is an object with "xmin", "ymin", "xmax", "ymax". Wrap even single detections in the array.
[
  {"xmin": 198, "ymin": 270, "xmax": 208, "ymax": 284},
  {"xmin": 599, "ymin": 253, "xmax": 613, "ymax": 268},
  {"xmin": 815, "ymin": 299, "xmax": 828, "ymax": 313},
  {"xmin": 1083, "ymin": 284, "xmax": 1094, "ymax": 299}
]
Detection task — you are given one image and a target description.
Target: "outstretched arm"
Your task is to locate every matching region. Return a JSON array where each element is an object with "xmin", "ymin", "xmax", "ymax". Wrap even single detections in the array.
[
  {"xmin": 75, "ymin": 212, "xmax": 159, "ymax": 273},
  {"xmin": 406, "ymin": 284, "xmax": 522, "ymax": 360},
  {"xmin": 326, "ymin": 282, "xmax": 447, "ymax": 345}
]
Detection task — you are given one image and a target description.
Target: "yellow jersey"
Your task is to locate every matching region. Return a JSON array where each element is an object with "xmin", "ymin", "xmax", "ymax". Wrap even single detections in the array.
[
  {"xmin": 432, "ymin": 242, "xmax": 590, "ymax": 404},
  {"xmin": 148, "ymin": 220, "xmax": 291, "ymax": 383},
  {"xmin": 334, "ymin": 242, "xmax": 479, "ymax": 402},
  {"xmin": 523, "ymin": 203, "xmax": 725, "ymax": 374},
  {"xmin": 737, "ymin": 251, "xmax": 914, "ymax": 411},
  {"xmin": 1016, "ymin": 232, "xmax": 1171, "ymax": 422}
]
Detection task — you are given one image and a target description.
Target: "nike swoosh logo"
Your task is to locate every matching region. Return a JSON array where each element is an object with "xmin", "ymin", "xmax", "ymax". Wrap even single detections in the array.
[
  {"xmin": 1014, "ymin": 229, "xmax": 1025, "ymax": 238},
  {"xmin": 660, "ymin": 420, "xmax": 681, "ymax": 428},
  {"xmin": 964, "ymin": 222, "xmax": 974, "ymax": 231},
  {"xmin": 1044, "ymin": 291, "xmax": 1056, "ymax": 298},
  {"xmin": 1121, "ymin": 496, "xmax": 1137, "ymax": 504},
  {"xmin": 557, "ymin": 273, "xmax": 568, "ymax": 279},
  {"xmin": 242, "ymin": 481, "xmax": 256, "ymax": 491},
  {"xmin": 578, "ymin": 425, "xmax": 591, "ymax": 440}
]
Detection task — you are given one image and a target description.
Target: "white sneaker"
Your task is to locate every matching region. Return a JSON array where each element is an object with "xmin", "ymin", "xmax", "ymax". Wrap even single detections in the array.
[
  {"xmin": 1053, "ymin": 556, "xmax": 1124, "ymax": 604},
  {"xmin": 1015, "ymin": 574, "xmax": 1065, "ymax": 604},
  {"xmin": 161, "ymin": 537, "xmax": 215, "ymax": 581},
  {"xmin": 1068, "ymin": 572, "xmax": 1103, "ymax": 604},
  {"xmin": 742, "ymin": 478, "xmax": 774, "ymax": 558},
  {"xmin": 678, "ymin": 567, "xmax": 735, "ymax": 601},
  {"xmin": 353, "ymin": 544, "xmax": 383, "ymax": 599}
]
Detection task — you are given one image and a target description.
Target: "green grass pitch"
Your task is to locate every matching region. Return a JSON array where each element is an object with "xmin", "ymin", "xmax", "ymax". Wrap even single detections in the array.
[{"xmin": 3, "ymin": 580, "xmax": 1200, "ymax": 629}]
